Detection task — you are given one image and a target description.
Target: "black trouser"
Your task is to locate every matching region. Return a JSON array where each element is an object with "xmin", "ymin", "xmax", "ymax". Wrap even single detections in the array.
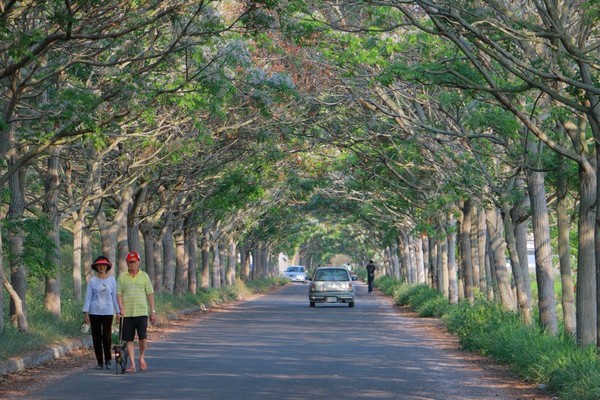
[
  {"xmin": 368, "ymin": 274, "xmax": 375, "ymax": 292},
  {"xmin": 90, "ymin": 314, "xmax": 113, "ymax": 365}
]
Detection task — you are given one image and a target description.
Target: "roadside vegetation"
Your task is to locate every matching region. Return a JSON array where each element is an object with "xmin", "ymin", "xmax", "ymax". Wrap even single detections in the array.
[
  {"xmin": 0, "ymin": 278, "xmax": 286, "ymax": 361},
  {"xmin": 376, "ymin": 276, "xmax": 600, "ymax": 400}
]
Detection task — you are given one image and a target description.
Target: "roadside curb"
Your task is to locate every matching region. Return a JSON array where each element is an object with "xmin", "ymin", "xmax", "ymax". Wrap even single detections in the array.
[{"xmin": 0, "ymin": 336, "xmax": 93, "ymax": 377}]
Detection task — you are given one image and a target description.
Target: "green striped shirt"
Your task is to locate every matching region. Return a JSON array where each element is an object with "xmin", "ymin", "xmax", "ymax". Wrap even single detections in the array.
[{"xmin": 117, "ymin": 270, "xmax": 154, "ymax": 317}]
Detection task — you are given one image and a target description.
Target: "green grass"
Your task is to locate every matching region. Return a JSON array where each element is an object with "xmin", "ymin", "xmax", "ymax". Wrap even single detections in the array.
[
  {"xmin": 373, "ymin": 276, "xmax": 600, "ymax": 400},
  {"xmin": 1, "ymin": 277, "xmax": 286, "ymax": 360}
]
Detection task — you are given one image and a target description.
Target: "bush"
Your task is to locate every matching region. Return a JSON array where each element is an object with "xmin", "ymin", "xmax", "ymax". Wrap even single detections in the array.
[
  {"xmin": 372, "ymin": 278, "xmax": 451, "ymax": 318},
  {"xmin": 375, "ymin": 276, "xmax": 401, "ymax": 296}
]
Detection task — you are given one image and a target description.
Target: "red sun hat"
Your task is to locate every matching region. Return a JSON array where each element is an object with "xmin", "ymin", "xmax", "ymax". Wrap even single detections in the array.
[
  {"xmin": 92, "ymin": 256, "xmax": 112, "ymax": 271},
  {"xmin": 126, "ymin": 251, "xmax": 141, "ymax": 262}
]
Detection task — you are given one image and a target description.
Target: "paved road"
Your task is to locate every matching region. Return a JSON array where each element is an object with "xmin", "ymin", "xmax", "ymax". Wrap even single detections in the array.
[{"xmin": 23, "ymin": 282, "xmax": 546, "ymax": 400}]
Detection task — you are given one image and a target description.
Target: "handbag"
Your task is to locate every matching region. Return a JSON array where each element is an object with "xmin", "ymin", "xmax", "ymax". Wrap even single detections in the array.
[{"xmin": 80, "ymin": 322, "xmax": 90, "ymax": 334}]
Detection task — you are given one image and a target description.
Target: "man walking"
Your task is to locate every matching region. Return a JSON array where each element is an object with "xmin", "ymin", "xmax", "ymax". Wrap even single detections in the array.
[
  {"xmin": 366, "ymin": 259, "xmax": 376, "ymax": 293},
  {"xmin": 117, "ymin": 251, "xmax": 156, "ymax": 372}
]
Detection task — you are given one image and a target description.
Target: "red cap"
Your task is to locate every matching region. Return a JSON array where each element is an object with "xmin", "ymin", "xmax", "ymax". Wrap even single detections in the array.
[{"xmin": 126, "ymin": 251, "xmax": 140, "ymax": 262}]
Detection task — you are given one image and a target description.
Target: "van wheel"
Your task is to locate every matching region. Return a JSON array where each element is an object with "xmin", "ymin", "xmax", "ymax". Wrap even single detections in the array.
[
  {"xmin": 348, "ymin": 302, "xmax": 354, "ymax": 308},
  {"xmin": 310, "ymin": 302, "xmax": 315, "ymax": 307}
]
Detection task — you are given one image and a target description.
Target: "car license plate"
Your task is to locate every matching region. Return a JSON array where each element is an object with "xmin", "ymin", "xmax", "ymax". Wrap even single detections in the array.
[{"xmin": 326, "ymin": 297, "xmax": 337, "ymax": 303}]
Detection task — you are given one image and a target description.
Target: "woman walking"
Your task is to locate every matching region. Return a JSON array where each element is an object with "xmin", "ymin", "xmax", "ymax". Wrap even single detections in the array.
[{"xmin": 83, "ymin": 255, "xmax": 120, "ymax": 369}]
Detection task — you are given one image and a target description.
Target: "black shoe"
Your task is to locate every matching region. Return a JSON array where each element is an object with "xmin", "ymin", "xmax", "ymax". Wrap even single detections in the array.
[
  {"xmin": 105, "ymin": 361, "xmax": 112, "ymax": 369},
  {"xmin": 95, "ymin": 364, "xmax": 104, "ymax": 370}
]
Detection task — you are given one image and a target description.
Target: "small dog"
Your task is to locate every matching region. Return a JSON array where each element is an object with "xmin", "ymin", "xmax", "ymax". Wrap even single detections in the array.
[{"xmin": 113, "ymin": 343, "xmax": 129, "ymax": 374}]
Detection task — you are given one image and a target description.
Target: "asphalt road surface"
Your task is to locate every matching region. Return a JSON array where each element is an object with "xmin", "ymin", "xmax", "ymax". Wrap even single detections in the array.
[{"xmin": 21, "ymin": 282, "xmax": 549, "ymax": 400}]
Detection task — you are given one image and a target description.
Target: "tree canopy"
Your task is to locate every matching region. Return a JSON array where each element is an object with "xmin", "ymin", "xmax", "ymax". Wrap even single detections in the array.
[{"xmin": 1, "ymin": 0, "xmax": 599, "ymax": 346}]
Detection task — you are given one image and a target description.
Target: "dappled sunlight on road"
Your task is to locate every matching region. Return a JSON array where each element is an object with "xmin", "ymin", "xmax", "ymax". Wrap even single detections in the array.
[{"xmin": 23, "ymin": 283, "xmax": 551, "ymax": 400}]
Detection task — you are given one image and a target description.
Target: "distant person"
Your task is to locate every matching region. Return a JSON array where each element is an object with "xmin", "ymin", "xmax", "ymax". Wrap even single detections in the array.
[
  {"xmin": 366, "ymin": 260, "xmax": 376, "ymax": 293},
  {"xmin": 83, "ymin": 255, "xmax": 120, "ymax": 370},
  {"xmin": 117, "ymin": 251, "xmax": 156, "ymax": 372}
]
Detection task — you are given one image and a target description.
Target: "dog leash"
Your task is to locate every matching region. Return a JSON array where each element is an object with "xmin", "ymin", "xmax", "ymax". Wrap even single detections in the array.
[{"xmin": 114, "ymin": 317, "xmax": 127, "ymax": 374}]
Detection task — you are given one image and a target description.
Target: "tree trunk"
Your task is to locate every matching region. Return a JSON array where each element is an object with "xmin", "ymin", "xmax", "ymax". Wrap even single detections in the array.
[
  {"xmin": 82, "ymin": 225, "xmax": 93, "ymax": 282},
  {"xmin": 485, "ymin": 232, "xmax": 497, "ymax": 301},
  {"xmin": 154, "ymin": 239, "xmax": 164, "ymax": 293},
  {"xmin": 3, "ymin": 276, "xmax": 27, "ymax": 331},
  {"xmin": 576, "ymin": 161, "xmax": 598, "ymax": 346},
  {"xmin": 187, "ymin": 222, "xmax": 198, "ymax": 294},
  {"xmin": 127, "ymin": 188, "xmax": 144, "ymax": 257},
  {"xmin": 469, "ymin": 202, "xmax": 480, "ymax": 294},
  {"xmin": 436, "ymin": 237, "xmax": 445, "ymax": 295},
  {"xmin": 527, "ymin": 167, "xmax": 558, "ymax": 334},
  {"xmin": 201, "ymin": 225, "xmax": 211, "ymax": 288},
  {"xmin": 390, "ymin": 240, "xmax": 400, "ymax": 280},
  {"xmin": 141, "ymin": 225, "xmax": 157, "ymax": 289},
  {"xmin": 596, "ymin": 145, "xmax": 600, "ymax": 346},
  {"xmin": 72, "ymin": 214, "xmax": 84, "ymax": 299},
  {"xmin": 8, "ymin": 160, "xmax": 27, "ymax": 330},
  {"xmin": 556, "ymin": 158, "xmax": 576, "ymax": 337},
  {"xmin": 476, "ymin": 206, "xmax": 488, "ymax": 294},
  {"xmin": 253, "ymin": 243, "xmax": 263, "ymax": 279},
  {"xmin": 117, "ymin": 218, "xmax": 129, "ymax": 276},
  {"xmin": 162, "ymin": 223, "xmax": 175, "ymax": 294},
  {"xmin": 97, "ymin": 213, "xmax": 116, "ymax": 270},
  {"xmin": 387, "ymin": 246, "xmax": 395, "ymax": 277},
  {"xmin": 400, "ymin": 234, "xmax": 411, "ymax": 283},
  {"xmin": 486, "ymin": 207, "xmax": 515, "ymax": 310},
  {"xmin": 250, "ymin": 249, "xmax": 256, "ymax": 280},
  {"xmin": 502, "ymin": 201, "xmax": 532, "ymax": 322},
  {"xmin": 514, "ymin": 193, "xmax": 533, "ymax": 308},
  {"xmin": 414, "ymin": 237, "xmax": 426, "ymax": 284},
  {"xmin": 460, "ymin": 200, "xmax": 474, "ymax": 302},
  {"xmin": 514, "ymin": 215, "xmax": 534, "ymax": 318},
  {"xmin": 409, "ymin": 237, "xmax": 418, "ymax": 283},
  {"xmin": 174, "ymin": 226, "xmax": 186, "ymax": 296},
  {"xmin": 265, "ymin": 244, "xmax": 273, "ymax": 277},
  {"xmin": 261, "ymin": 242, "xmax": 269, "ymax": 278},
  {"xmin": 428, "ymin": 237, "xmax": 437, "ymax": 290},
  {"xmin": 0, "ymin": 223, "xmax": 4, "ymax": 332},
  {"xmin": 65, "ymin": 161, "xmax": 84, "ymax": 299},
  {"xmin": 447, "ymin": 216, "xmax": 459, "ymax": 304},
  {"xmin": 240, "ymin": 247, "xmax": 251, "ymax": 280},
  {"xmin": 97, "ymin": 186, "xmax": 134, "ymax": 274},
  {"xmin": 440, "ymin": 234, "xmax": 449, "ymax": 299},
  {"xmin": 219, "ymin": 242, "xmax": 227, "ymax": 284},
  {"xmin": 43, "ymin": 148, "xmax": 61, "ymax": 318},
  {"xmin": 384, "ymin": 246, "xmax": 392, "ymax": 276},
  {"xmin": 212, "ymin": 241, "xmax": 221, "ymax": 288},
  {"xmin": 227, "ymin": 236, "xmax": 237, "ymax": 285},
  {"xmin": 421, "ymin": 235, "xmax": 430, "ymax": 286}
]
